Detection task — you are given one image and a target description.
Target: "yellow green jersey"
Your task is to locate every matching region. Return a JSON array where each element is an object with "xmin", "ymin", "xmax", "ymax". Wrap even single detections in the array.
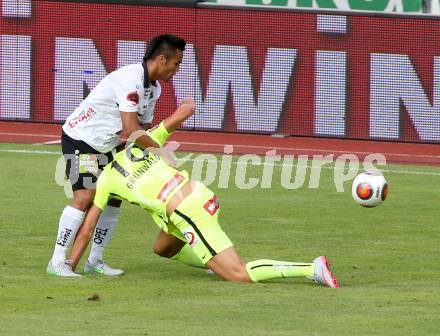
[{"xmin": 93, "ymin": 122, "xmax": 189, "ymax": 224}]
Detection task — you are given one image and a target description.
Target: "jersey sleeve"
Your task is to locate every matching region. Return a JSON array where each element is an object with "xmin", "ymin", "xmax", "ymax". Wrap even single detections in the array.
[
  {"xmin": 113, "ymin": 78, "xmax": 140, "ymax": 113},
  {"xmin": 146, "ymin": 121, "xmax": 171, "ymax": 147},
  {"xmin": 93, "ymin": 171, "xmax": 111, "ymax": 210}
]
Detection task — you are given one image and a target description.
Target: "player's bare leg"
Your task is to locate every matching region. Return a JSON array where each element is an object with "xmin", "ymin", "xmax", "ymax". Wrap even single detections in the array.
[
  {"xmin": 207, "ymin": 247, "xmax": 251, "ymax": 282},
  {"xmin": 153, "ymin": 230, "xmax": 185, "ymax": 258},
  {"xmin": 71, "ymin": 189, "xmax": 95, "ymax": 210}
]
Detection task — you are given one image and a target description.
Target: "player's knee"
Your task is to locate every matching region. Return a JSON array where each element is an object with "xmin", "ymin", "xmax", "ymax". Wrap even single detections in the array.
[
  {"xmin": 152, "ymin": 244, "xmax": 165, "ymax": 257},
  {"xmin": 153, "ymin": 234, "xmax": 185, "ymax": 258},
  {"xmin": 222, "ymin": 263, "xmax": 250, "ymax": 282},
  {"xmin": 153, "ymin": 243, "xmax": 174, "ymax": 258},
  {"xmin": 71, "ymin": 190, "xmax": 95, "ymax": 211}
]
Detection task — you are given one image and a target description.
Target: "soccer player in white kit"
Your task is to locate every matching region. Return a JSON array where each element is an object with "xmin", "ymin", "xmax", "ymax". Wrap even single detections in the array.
[{"xmin": 47, "ymin": 34, "xmax": 187, "ymax": 276}]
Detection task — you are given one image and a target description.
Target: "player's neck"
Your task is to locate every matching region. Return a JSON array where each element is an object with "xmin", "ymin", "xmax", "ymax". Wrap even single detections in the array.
[{"xmin": 145, "ymin": 60, "xmax": 159, "ymax": 82}]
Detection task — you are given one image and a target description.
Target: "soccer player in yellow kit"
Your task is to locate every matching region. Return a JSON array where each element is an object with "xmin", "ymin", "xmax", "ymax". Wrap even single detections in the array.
[{"xmin": 68, "ymin": 100, "xmax": 339, "ymax": 287}]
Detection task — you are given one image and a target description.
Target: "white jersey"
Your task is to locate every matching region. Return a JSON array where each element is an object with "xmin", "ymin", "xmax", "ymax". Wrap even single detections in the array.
[{"xmin": 62, "ymin": 63, "xmax": 161, "ymax": 153}]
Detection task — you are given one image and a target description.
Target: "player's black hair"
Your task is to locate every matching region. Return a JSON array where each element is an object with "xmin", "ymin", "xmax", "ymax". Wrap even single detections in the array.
[{"xmin": 143, "ymin": 34, "xmax": 186, "ymax": 61}]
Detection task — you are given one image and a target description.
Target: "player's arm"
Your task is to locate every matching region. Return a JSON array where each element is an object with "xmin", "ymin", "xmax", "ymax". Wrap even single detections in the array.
[
  {"xmin": 69, "ymin": 205, "xmax": 102, "ymax": 270},
  {"xmin": 122, "ymin": 97, "xmax": 195, "ymax": 148},
  {"xmin": 163, "ymin": 97, "xmax": 195, "ymax": 133},
  {"xmin": 145, "ymin": 98, "xmax": 196, "ymax": 147},
  {"xmin": 120, "ymin": 111, "xmax": 160, "ymax": 149}
]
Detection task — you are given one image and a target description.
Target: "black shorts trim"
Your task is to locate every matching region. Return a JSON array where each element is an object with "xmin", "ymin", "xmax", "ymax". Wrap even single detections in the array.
[
  {"xmin": 61, "ymin": 131, "xmax": 113, "ymax": 191},
  {"xmin": 173, "ymin": 209, "xmax": 217, "ymax": 257}
]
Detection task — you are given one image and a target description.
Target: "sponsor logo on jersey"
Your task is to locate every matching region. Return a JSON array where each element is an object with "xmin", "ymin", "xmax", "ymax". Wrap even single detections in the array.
[
  {"xmin": 183, "ymin": 230, "xmax": 198, "ymax": 247},
  {"xmin": 79, "ymin": 154, "xmax": 99, "ymax": 175},
  {"xmin": 157, "ymin": 173, "xmax": 185, "ymax": 202},
  {"xmin": 127, "ymin": 91, "xmax": 139, "ymax": 106},
  {"xmin": 68, "ymin": 107, "xmax": 96, "ymax": 128},
  {"xmin": 203, "ymin": 195, "xmax": 220, "ymax": 216}
]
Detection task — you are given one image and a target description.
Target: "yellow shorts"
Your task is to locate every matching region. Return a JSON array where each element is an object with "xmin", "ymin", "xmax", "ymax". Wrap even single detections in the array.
[{"xmin": 168, "ymin": 182, "xmax": 233, "ymax": 264}]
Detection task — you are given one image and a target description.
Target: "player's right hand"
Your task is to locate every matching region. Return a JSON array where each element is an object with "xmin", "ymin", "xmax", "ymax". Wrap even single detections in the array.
[
  {"xmin": 164, "ymin": 97, "xmax": 196, "ymax": 133},
  {"xmin": 180, "ymin": 97, "xmax": 196, "ymax": 114},
  {"xmin": 181, "ymin": 97, "xmax": 195, "ymax": 108},
  {"xmin": 177, "ymin": 97, "xmax": 196, "ymax": 119}
]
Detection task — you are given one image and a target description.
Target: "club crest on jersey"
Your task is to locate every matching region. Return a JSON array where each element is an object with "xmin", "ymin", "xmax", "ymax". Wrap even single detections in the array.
[
  {"xmin": 203, "ymin": 196, "xmax": 220, "ymax": 216},
  {"xmin": 144, "ymin": 88, "xmax": 153, "ymax": 99},
  {"xmin": 183, "ymin": 230, "xmax": 198, "ymax": 247},
  {"xmin": 127, "ymin": 92, "xmax": 139, "ymax": 106}
]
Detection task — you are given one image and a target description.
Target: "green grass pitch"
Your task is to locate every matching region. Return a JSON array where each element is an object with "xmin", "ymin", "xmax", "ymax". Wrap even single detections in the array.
[{"xmin": 0, "ymin": 143, "xmax": 439, "ymax": 335}]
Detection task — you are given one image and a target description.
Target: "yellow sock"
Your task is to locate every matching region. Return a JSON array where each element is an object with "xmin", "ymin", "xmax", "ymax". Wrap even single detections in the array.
[
  {"xmin": 171, "ymin": 244, "xmax": 207, "ymax": 269},
  {"xmin": 246, "ymin": 259, "xmax": 314, "ymax": 282}
]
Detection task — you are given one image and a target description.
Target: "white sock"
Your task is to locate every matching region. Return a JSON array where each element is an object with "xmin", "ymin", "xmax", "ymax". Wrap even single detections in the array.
[
  {"xmin": 51, "ymin": 206, "xmax": 85, "ymax": 265},
  {"xmin": 88, "ymin": 206, "xmax": 121, "ymax": 264}
]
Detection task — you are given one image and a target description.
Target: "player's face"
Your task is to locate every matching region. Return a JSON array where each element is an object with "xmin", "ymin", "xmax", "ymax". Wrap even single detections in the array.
[{"xmin": 159, "ymin": 50, "xmax": 183, "ymax": 82}]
